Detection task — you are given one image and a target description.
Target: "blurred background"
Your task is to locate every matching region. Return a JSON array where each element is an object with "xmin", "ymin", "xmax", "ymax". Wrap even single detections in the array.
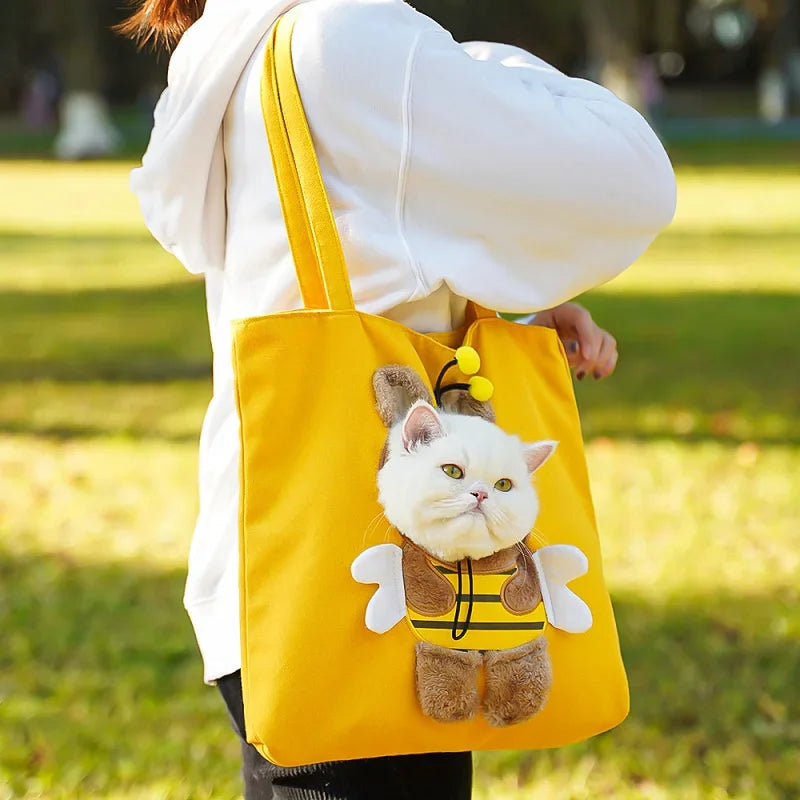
[{"xmin": 0, "ymin": 1, "xmax": 798, "ymax": 798}]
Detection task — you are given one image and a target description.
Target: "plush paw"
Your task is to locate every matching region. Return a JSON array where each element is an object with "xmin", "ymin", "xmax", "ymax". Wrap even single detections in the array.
[
  {"xmin": 482, "ymin": 637, "xmax": 553, "ymax": 727},
  {"xmin": 415, "ymin": 641, "xmax": 482, "ymax": 722}
]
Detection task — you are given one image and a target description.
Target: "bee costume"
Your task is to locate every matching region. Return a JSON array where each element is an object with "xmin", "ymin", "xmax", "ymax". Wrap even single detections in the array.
[
  {"xmin": 353, "ymin": 355, "xmax": 593, "ymax": 727},
  {"xmin": 402, "ymin": 541, "xmax": 548, "ymax": 653}
]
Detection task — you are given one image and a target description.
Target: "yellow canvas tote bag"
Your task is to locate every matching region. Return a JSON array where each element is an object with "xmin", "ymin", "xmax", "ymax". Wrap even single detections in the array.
[{"xmin": 232, "ymin": 7, "xmax": 629, "ymax": 767}]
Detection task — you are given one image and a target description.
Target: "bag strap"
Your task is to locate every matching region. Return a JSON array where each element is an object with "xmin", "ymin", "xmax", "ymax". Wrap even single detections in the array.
[
  {"xmin": 261, "ymin": 7, "xmax": 496, "ymax": 321},
  {"xmin": 261, "ymin": 7, "xmax": 354, "ymax": 311}
]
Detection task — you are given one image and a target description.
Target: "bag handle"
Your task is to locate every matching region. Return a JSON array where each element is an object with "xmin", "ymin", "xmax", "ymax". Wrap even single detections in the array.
[
  {"xmin": 261, "ymin": 7, "xmax": 496, "ymax": 322},
  {"xmin": 261, "ymin": 8, "xmax": 354, "ymax": 311}
]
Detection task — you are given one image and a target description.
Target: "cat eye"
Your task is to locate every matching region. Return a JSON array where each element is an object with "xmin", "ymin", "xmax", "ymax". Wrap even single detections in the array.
[
  {"xmin": 441, "ymin": 464, "xmax": 464, "ymax": 480},
  {"xmin": 494, "ymin": 478, "xmax": 513, "ymax": 492}
]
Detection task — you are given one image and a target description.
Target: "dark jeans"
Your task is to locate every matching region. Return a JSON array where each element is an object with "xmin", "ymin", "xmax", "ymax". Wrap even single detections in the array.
[{"xmin": 217, "ymin": 671, "xmax": 473, "ymax": 800}]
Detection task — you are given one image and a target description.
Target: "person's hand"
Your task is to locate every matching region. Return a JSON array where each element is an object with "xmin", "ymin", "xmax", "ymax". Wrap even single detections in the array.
[{"xmin": 531, "ymin": 302, "xmax": 618, "ymax": 380}]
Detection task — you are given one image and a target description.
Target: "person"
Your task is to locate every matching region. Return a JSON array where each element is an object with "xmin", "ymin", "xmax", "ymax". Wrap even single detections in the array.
[{"xmin": 121, "ymin": 0, "xmax": 676, "ymax": 797}]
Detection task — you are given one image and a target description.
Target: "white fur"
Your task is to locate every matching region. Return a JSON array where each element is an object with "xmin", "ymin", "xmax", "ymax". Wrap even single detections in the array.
[{"xmin": 377, "ymin": 402, "xmax": 556, "ymax": 562}]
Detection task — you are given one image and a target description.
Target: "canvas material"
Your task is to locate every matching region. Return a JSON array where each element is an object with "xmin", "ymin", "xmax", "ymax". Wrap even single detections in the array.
[{"xmin": 232, "ymin": 7, "xmax": 629, "ymax": 768}]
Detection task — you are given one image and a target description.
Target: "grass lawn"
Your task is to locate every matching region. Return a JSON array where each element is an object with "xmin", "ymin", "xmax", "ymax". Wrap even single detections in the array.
[{"xmin": 0, "ymin": 144, "xmax": 798, "ymax": 799}]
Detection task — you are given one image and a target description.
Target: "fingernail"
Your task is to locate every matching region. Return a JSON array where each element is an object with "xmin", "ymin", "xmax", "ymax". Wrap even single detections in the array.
[
  {"xmin": 593, "ymin": 371, "xmax": 601, "ymax": 380},
  {"xmin": 576, "ymin": 371, "xmax": 585, "ymax": 381},
  {"xmin": 567, "ymin": 341, "xmax": 579, "ymax": 354}
]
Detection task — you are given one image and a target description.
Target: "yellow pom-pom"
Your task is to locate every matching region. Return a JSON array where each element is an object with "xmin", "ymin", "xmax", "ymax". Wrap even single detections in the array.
[
  {"xmin": 455, "ymin": 346, "xmax": 481, "ymax": 375},
  {"xmin": 468, "ymin": 376, "xmax": 494, "ymax": 402}
]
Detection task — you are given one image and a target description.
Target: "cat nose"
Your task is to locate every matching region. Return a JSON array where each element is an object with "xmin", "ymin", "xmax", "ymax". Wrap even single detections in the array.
[{"xmin": 471, "ymin": 490, "xmax": 488, "ymax": 504}]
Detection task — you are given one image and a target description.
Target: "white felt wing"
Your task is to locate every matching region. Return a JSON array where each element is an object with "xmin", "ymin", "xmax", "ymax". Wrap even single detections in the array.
[
  {"xmin": 351, "ymin": 544, "xmax": 406, "ymax": 634},
  {"xmin": 532, "ymin": 544, "xmax": 593, "ymax": 634}
]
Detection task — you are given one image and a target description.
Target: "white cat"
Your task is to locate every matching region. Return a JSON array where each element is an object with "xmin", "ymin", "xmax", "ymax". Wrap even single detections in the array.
[
  {"xmin": 377, "ymin": 400, "xmax": 557, "ymax": 562},
  {"xmin": 354, "ymin": 367, "xmax": 592, "ymax": 727}
]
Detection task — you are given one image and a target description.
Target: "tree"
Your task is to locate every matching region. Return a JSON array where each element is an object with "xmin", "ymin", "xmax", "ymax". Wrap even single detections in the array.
[
  {"xmin": 581, "ymin": 0, "xmax": 645, "ymax": 108},
  {"xmin": 51, "ymin": 0, "xmax": 121, "ymax": 159},
  {"xmin": 756, "ymin": 0, "xmax": 800, "ymax": 120}
]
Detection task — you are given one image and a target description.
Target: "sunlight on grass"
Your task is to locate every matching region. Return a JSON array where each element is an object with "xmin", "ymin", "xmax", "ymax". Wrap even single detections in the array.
[
  {"xmin": 0, "ymin": 161, "xmax": 147, "ymax": 235},
  {"xmin": 0, "ymin": 161, "xmax": 189, "ymax": 292},
  {"xmin": 2, "ymin": 159, "xmax": 800, "ymax": 296},
  {"xmin": 670, "ymin": 168, "xmax": 800, "ymax": 235},
  {"xmin": 603, "ymin": 164, "xmax": 800, "ymax": 295},
  {"xmin": 0, "ymin": 379, "xmax": 208, "ymax": 441},
  {"xmin": 604, "ymin": 230, "xmax": 800, "ymax": 294},
  {"xmin": 591, "ymin": 440, "xmax": 798, "ymax": 597},
  {"xmin": 1, "ymin": 231, "xmax": 189, "ymax": 292},
  {"xmin": 1, "ymin": 149, "xmax": 799, "ymax": 799},
  {"xmin": 0, "ymin": 436, "xmax": 198, "ymax": 568}
]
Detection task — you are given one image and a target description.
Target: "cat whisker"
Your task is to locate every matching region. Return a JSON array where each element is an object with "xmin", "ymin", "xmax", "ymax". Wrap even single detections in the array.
[
  {"xmin": 487, "ymin": 506, "xmax": 509, "ymax": 525},
  {"xmin": 429, "ymin": 499, "xmax": 477, "ymax": 518},
  {"xmin": 363, "ymin": 510, "xmax": 385, "ymax": 532},
  {"xmin": 361, "ymin": 511, "xmax": 388, "ymax": 546},
  {"xmin": 435, "ymin": 497, "xmax": 471, "ymax": 507},
  {"xmin": 380, "ymin": 521, "xmax": 395, "ymax": 543}
]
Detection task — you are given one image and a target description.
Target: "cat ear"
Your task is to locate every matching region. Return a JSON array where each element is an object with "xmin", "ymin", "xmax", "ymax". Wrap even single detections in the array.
[
  {"xmin": 373, "ymin": 366, "xmax": 433, "ymax": 428},
  {"xmin": 402, "ymin": 402, "xmax": 445, "ymax": 451},
  {"xmin": 524, "ymin": 440, "xmax": 558, "ymax": 474}
]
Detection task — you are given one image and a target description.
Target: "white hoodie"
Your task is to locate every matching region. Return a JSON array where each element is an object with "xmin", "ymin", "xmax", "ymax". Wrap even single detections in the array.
[{"xmin": 132, "ymin": 0, "xmax": 676, "ymax": 683}]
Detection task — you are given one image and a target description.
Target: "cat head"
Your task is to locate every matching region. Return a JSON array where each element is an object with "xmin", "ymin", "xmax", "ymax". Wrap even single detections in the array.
[{"xmin": 376, "ymin": 398, "xmax": 557, "ymax": 562}]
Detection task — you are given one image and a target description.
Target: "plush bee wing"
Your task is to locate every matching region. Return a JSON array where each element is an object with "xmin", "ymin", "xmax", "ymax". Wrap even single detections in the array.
[
  {"xmin": 532, "ymin": 544, "xmax": 593, "ymax": 634},
  {"xmin": 351, "ymin": 544, "xmax": 406, "ymax": 634}
]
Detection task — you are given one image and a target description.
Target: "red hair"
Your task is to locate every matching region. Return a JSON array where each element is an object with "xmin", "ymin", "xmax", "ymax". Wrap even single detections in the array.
[{"xmin": 116, "ymin": 0, "xmax": 206, "ymax": 49}]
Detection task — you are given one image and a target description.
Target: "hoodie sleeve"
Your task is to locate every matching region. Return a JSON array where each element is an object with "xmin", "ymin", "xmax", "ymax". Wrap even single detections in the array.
[
  {"xmin": 402, "ymin": 32, "xmax": 677, "ymax": 312},
  {"xmin": 294, "ymin": 1, "xmax": 676, "ymax": 313}
]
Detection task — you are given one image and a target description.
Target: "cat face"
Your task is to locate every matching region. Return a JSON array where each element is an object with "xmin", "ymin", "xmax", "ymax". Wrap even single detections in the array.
[{"xmin": 377, "ymin": 401, "xmax": 556, "ymax": 562}]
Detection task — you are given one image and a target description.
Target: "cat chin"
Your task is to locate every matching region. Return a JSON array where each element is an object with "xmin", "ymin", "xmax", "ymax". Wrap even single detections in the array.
[
  {"xmin": 420, "ymin": 538, "xmax": 513, "ymax": 563},
  {"xmin": 406, "ymin": 518, "xmax": 523, "ymax": 563}
]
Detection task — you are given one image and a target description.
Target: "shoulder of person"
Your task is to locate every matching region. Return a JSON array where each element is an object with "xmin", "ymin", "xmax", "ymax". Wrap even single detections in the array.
[{"xmin": 292, "ymin": 0, "xmax": 447, "ymax": 76}]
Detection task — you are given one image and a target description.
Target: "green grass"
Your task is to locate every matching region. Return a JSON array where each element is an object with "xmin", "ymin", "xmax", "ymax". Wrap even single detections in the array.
[{"xmin": 0, "ymin": 148, "xmax": 798, "ymax": 799}]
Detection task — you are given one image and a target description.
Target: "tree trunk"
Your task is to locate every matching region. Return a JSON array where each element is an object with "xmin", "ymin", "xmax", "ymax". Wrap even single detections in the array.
[
  {"xmin": 758, "ymin": 0, "xmax": 800, "ymax": 121},
  {"xmin": 581, "ymin": 0, "xmax": 644, "ymax": 110},
  {"xmin": 52, "ymin": 0, "xmax": 121, "ymax": 158}
]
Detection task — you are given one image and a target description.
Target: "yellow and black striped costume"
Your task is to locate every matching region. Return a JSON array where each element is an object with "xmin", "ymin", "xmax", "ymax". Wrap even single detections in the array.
[{"xmin": 405, "ymin": 554, "xmax": 547, "ymax": 652}]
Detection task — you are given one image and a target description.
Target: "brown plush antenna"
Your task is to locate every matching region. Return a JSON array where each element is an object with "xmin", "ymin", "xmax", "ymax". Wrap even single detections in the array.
[{"xmin": 372, "ymin": 366, "xmax": 434, "ymax": 428}]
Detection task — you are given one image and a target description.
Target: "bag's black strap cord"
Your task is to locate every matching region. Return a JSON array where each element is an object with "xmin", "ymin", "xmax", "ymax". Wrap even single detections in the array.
[{"xmin": 451, "ymin": 558, "xmax": 474, "ymax": 641}]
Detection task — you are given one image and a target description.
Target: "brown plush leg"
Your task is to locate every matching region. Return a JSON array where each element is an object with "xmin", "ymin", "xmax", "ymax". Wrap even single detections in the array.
[
  {"xmin": 415, "ymin": 641, "xmax": 482, "ymax": 723},
  {"xmin": 482, "ymin": 637, "xmax": 553, "ymax": 728}
]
